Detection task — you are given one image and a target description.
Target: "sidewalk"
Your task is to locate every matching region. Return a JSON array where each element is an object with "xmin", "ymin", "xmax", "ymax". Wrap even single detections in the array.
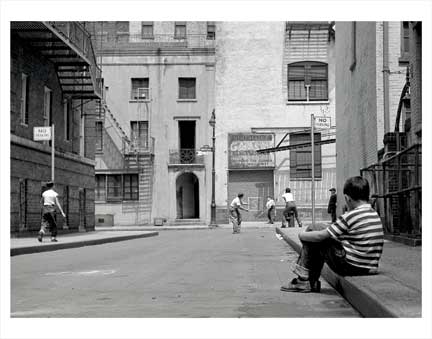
[
  {"xmin": 10, "ymin": 230, "xmax": 159, "ymax": 256},
  {"xmin": 276, "ymin": 226, "xmax": 421, "ymax": 318}
]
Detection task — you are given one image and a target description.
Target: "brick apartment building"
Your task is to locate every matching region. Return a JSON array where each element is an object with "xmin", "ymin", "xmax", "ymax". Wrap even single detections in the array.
[
  {"xmin": 85, "ymin": 21, "xmax": 215, "ymax": 226},
  {"xmin": 335, "ymin": 22, "xmax": 422, "ymax": 241},
  {"xmin": 10, "ymin": 22, "xmax": 102, "ymax": 235},
  {"xmin": 214, "ymin": 22, "xmax": 336, "ymax": 223}
]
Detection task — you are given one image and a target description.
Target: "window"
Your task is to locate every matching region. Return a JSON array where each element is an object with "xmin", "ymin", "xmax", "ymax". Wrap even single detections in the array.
[
  {"xmin": 43, "ymin": 86, "xmax": 52, "ymax": 127},
  {"xmin": 95, "ymin": 174, "xmax": 139, "ymax": 202},
  {"xmin": 178, "ymin": 77, "xmax": 196, "ymax": 99},
  {"xmin": 141, "ymin": 21, "xmax": 154, "ymax": 39},
  {"xmin": 288, "ymin": 62, "xmax": 328, "ymax": 101},
  {"xmin": 131, "ymin": 78, "xmax": 149, "ymax": 100},
  {"xmin": 20, "ymin": 73, "xmax": 29, "ymax": 125},
  {"xmin": 95, "ymin": 175, "xmax": 106, "ymax": 201},
  {"xmin": 174, "ymin": 21, "xmax": 186, "ymax": 39},
  {"xmin": 289, "ymin": 133, "xmax": 322, "ymax": 179},
  {"xmin": 63, "ymin": 99, "xmax": 70, "ymax": 141},
  {"xmin": 207, "ymin": 21, "xmax": 215, "ymax": 40},
  {"xmin": 400, "ymin": 21, "xmax": 410, "ymax": 63},
  {"xmin": 130, "ymin": 121, "xmax": 148, "ymax": 150},
  {"xmin": 95, "ymin": 121, "xmax": 103, "ymax": 151},
  {"xmin": 123, "ymin": 174, "xmax": 139, "ymax": 200},
  {"xmin": 350, "ymin": 22, "xmax": 357, "ymax": 71},
  {"xmin": 107, "ymin": 174, "xmax": 122, "ymax": 201}
]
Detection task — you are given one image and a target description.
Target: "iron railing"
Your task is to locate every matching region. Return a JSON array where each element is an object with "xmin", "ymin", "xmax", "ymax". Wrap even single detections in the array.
[
  {"xmin": 361, "ymin": 143, "xmax": 421, "ymax": 236},
  {"xmin": 92, "ymin": 33, "xmax": 216, "ymax": 49},
  {"xmin": 124, "ymin": 137, "xmax": 155, "ymax": 155},
  {"xmin": 169, "ymin": 148, "xmax": 204, "ymax": 164}
]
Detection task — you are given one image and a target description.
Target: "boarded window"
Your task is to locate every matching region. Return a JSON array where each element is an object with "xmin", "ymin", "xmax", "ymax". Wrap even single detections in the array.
[
  {"xmin": 289, "ymin": 132, "xmax": 322, "ymax": 179},
  {"xmin": 95, "ymin": 174, "xmax": 106, "ymax": 201},
  {"xmin": 178, "ymin": 77, "xmax": 196, "ymax": 99}
]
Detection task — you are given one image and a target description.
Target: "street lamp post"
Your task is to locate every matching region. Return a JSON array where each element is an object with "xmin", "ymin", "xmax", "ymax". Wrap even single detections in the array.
[{"xmin": 209, "ymin": 109, "xmax": 218, "ymax": 228}]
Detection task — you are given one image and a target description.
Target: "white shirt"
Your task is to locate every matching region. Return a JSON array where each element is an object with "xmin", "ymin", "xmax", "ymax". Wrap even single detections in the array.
[
  {"xmin": 266, "ymin": 199, "xmax": 275, "ymax": 209},
  {"xmin": 42, "ymin": 189, "xmax": 58, "ymax": 206},
  {"xmin": 230, "ymin": 197, "xmax": 242, "ymax": 208},
  {"xmin": 282, "ymin": 192, "xmax": 294, "ymax": 202}
]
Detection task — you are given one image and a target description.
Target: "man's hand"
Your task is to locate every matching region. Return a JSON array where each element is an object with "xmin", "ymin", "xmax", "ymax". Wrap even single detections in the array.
[{"xmin": 61, "ymin": 212, "xmax": 66, "ymax": 218}]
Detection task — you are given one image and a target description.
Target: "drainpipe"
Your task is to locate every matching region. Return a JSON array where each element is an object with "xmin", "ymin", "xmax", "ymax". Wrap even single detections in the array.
[{"xmin": 383, "ymin": 22, "xmax": 390, "ymax": 134}]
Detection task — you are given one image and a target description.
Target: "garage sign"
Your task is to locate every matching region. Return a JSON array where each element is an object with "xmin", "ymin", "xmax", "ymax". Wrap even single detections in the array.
[{"xmin": 228, "ymin": 133, "xmax": 275, "ymax": 169}]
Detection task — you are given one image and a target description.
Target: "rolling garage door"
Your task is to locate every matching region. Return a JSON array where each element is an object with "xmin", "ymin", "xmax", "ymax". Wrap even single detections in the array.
[{"xmin": 228, "ymin": 170, "xmax": 274, "ymax": 222}]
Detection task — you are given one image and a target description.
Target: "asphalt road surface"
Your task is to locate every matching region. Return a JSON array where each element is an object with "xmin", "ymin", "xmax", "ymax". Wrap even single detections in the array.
[{"xmin": 11, "ymin": 228, "xmax": 360, "ymax": 317}]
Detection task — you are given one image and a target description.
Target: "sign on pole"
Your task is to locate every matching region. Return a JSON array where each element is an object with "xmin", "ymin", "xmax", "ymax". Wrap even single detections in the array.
[
  {"xmin": 34, "ymin": 125, "xmax": 55, "ymax": 181},
  {"xmin": 314, "ymin": 116, "xmax": 331, "ymax": 129},
  {"xmin": 33, "ymin": 126, "xmax": 52, "ymax": 141}
]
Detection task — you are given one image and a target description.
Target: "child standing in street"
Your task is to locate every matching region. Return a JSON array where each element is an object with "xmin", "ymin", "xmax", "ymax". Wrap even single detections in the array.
[
  {"xmin": 38, "ymin": 181, "xmax": 66, "ymax": 242},
  {"xmin": 266, "ymin": 196, "xmax": 275, "ymax": 224},
  {"xmin": 229, "ymin": 193, "xmax": 249, "ymax": 234},
  {"xmin": 282, "ymin": 188, "xmax": 302, "ymax": 228}
]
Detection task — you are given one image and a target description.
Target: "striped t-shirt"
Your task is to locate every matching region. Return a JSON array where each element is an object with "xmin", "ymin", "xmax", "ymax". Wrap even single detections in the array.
[{"xmin": 326, "ymin": 204, "xmax": 384, "ymax": 271}]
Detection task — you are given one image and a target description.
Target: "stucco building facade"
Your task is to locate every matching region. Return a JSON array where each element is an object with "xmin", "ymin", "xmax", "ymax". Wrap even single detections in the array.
[
  {"xmin": 214, "ymin": 22, "xmax": 336, "ymax": 223},
  {"xmin": 87, "ymin": 21, "xmax": 215, "ymax": 226}
]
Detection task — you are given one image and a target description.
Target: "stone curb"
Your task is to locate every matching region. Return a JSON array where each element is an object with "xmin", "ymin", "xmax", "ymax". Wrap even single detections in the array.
[
  {"xmin": 275, "ymin": 227, "xmax": 398, "ymax": 318},
  {"xmin": 11, "ymin": 232, "xmax": 159, "ymax": 257}
]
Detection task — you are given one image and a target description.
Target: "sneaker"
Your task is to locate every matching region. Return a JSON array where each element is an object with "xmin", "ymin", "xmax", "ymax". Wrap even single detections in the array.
[
  {"xmin": 37, "ymin": 232, "xmax": 43, "ymax": 242},
  {"xmin": 51, "ymin": 238, "xmax": 58, "ymax": 242},
  {"xmin": 298, "ymin": 223, "xmax": 303, "ymax": 228},
  {"xmin": 280, "ymin": 278, "xmax": 320, "ymax": 293}
]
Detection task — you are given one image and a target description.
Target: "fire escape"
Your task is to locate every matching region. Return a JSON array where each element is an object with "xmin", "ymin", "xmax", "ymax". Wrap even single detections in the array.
[{"xmin": 11, "ymin": 22, "xmax": 103, "ymax": 100}]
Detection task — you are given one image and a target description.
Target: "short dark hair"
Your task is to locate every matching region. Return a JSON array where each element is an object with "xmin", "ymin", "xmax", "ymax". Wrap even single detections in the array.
[
  {"xmin": 46, "ymin": 181, "xmax": 54, "ymax": 188},
  {"xmin": 343, "ymin": 176, "xmax": 369, "ymax": 201},
  {"xmin": 238, "ymin": 193, "xmax": 244, "ymax": 198},
  {"xmin": 285, "ymin": 188, "xmax": 291, "ymax": 193}
]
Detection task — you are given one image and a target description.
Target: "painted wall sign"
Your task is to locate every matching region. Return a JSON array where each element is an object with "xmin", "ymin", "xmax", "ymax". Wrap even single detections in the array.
[{"xmin": 228, "ymin": 133, "xmax": 275, "ymax": 168}]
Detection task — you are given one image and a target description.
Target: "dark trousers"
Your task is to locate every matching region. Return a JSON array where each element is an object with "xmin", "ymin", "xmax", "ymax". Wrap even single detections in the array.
[
  {"xmin": 283, "ymin": 202, "xmax": 301, "ymax": 226},
  {"xmin": 267, "ymin": 206, "xmax": 274, "ymax": 223},
  {"xmin": 41, "ymin": 205, "xmax": 58, "ymax": 237},
  {"xmin": 293, "ymin": 224, "xmax": 371, "ymax": 282},
  {"xmin": 329, "ymin": 209, "xmax": 337, "ymax": 223},
  {"xmin": 229, "ymin": 207, "xmax": 242, "ymax": 233}
]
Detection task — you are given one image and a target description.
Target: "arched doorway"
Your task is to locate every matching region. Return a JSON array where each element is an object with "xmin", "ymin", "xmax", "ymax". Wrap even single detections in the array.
[{"xmin": 176, "ymin": 172, "xmax": 199, "ymax": 219}]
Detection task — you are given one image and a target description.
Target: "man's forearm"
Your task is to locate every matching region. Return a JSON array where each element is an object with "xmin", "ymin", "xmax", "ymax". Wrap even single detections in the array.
[{"xmin": 299, "ymin": 229, "xmax": 329, "ymax": 242}]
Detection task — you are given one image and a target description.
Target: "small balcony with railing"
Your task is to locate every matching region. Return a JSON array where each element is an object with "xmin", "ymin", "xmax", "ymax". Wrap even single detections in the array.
[
  {"xmin": 168, "ymin": 149, "xmax": 205, "ymax": 169},
  {"xmin": 92, "ymin": 33, "xmax": 216, "ymax": 52}
]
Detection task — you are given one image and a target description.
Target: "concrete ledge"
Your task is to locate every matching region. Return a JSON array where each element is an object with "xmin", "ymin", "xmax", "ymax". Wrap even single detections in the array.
[
  {"xmin": 275, "ymin": 227, "xmax": 421, "ymax": 318},
  {"xmin": 11, "ymin": 232, "xmax": 158, "ymax": 256}
]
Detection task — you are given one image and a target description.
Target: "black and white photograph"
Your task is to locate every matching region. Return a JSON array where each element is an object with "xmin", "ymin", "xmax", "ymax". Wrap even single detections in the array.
[{"xmin": 1, "ymin": 1, "xmax": 431, "ymax": 339}]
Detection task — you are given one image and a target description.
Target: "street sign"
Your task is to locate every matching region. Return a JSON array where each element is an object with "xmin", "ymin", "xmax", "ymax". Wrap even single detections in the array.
[
  {"xmin": 200, "ymin": 145, "xmax": 213, "ymax": 153},
  {"xmin": 314, "ymin": 116, "xmax": 331, "ymax": 129},
  {"xmin": 33, "ymin": 126, "xmax": 52, "ymax": 141}
]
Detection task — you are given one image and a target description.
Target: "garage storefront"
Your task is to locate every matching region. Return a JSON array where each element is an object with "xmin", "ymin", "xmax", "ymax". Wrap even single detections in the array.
[{"xmin": 227, "ymin": 133, "xmax": 275, "ymax": 222}]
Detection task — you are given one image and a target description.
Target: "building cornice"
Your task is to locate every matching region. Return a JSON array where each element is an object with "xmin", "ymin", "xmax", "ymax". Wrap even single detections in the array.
[{"xmin": 10, "ymin": 134, "xmax": 95, "ymax": 167}]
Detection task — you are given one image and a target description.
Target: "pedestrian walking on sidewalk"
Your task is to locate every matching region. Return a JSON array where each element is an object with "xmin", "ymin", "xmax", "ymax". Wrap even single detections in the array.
[
  {"xmin": 38, "ymin": 181, "xmax": 66, "ymax": 242},
  {"xmin": 266, "ymin": 196, "xmax": 275, "ymax": 224},
  {"xmin": 281, "ymin": 176, "xmax": 384, "ymax": 293},
  {"xmin": 327, "ymin": 188, "xmax": 337, "ymax": 223},
  {"xmin": 281, "ymin": 188, "xmax": 302, "ymax": 228},
  {"xmin": 229, "ymin": 193, "xmax": 249, "ymax": 234}
]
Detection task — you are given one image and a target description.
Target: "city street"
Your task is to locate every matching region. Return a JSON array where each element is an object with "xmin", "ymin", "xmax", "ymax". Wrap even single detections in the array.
[{"xmin": 11, "ymin": 228, "xmax": 360, "ymax": 318}]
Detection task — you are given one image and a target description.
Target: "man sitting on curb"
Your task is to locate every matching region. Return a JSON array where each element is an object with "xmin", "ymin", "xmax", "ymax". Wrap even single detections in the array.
[{"xmin": 281, "ymin": 176, "xmax": 384, "ymax": 293}]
